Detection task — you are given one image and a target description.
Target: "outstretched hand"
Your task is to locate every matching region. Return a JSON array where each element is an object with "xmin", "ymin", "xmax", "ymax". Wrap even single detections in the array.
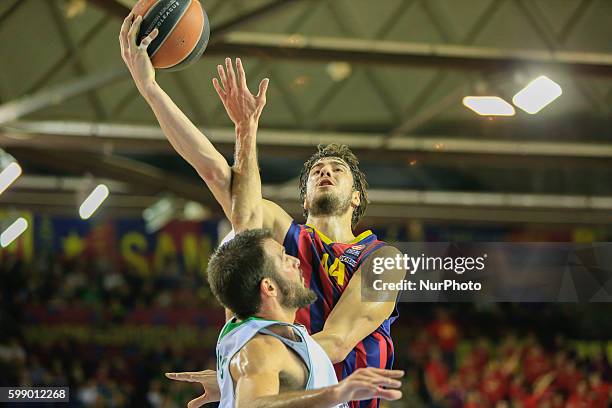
[
  {"xmin": 334, "ymin": 367, "xmax": 404, "ymax": 403},
  {"xmin": 165, "ymin": 369, "xmax": 220, "ymax": 408},
  {"xmin": 119, "ymin": 12, "xmax": 159, "ymax": 94},
  {"xmin": 213, "ymin": 58, "xmax": 269, "ymax": 128}
]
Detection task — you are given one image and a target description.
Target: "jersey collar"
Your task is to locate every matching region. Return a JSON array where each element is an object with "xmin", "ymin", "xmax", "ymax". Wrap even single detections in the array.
[{"xmin": 306, "ymin": 224, "xmax": 373, "ymax": 245}]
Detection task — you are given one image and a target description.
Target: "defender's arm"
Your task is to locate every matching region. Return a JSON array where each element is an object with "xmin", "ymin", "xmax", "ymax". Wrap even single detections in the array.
[
  {"xmin": 231, "ymin": 336, "xmax": 338, "ymax": 408},
  {"xmin": 213, "ymin": 58, "xmax": 292, "ymax": 238},
  {"xmin": 232, "ymin": 336, "xmax": 403, "ymax": 408}
]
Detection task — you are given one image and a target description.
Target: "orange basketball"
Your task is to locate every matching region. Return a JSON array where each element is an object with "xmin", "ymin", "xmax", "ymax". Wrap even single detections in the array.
[{"xmin": 132, "ymin": 0, "xmax": 210, "ymax": 71}]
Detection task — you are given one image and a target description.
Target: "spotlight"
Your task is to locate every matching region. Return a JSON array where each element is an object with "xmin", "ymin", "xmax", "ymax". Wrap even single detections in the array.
[
  {"xmin": 0, "ymin": 217, "xmax": 28, "ymax": 248},
  {"xmin": 79, "ymin": 184, "xmax": 109, "ymax": 219},
  {"xmin": 0, "ymin": 150, "xmax": 22, "ymax": 196},
  {"xmin": 462, "ymin": 96, "xmax": 515, "ymax": 116},
  {"xmin": 512, "ymin": 75, "xmax": 562, "ymax": 114}
]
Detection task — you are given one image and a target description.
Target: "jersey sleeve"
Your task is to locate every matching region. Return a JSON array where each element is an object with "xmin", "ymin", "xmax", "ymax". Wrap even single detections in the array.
[{"xmin": 282, "ymin": 221, "xmax": 303, "ymax": 257}]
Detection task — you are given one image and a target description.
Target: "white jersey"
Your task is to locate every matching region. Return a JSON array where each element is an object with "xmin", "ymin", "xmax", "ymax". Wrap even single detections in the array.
[{"xmin": 216, "ymin": 316, "xmax": 347, "ymax": 408}]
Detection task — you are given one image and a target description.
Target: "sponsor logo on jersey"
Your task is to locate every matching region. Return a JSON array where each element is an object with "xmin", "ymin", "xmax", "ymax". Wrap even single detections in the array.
[
  {"xmin": 346, "ymin": 244, "xmax": 365, "ymax": 257},
  {"xmin": 339, "ymin": 255, "xmax": 358, "ymax": 268}
]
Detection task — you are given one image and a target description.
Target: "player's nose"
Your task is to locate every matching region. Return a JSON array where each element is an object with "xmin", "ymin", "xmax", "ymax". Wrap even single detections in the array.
[{"xmin": 319, "ymin": 165, "xmax": 332, "ymax": 177}]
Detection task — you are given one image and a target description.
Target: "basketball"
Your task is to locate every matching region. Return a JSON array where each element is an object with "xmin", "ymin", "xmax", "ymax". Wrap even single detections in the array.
[{"xmin": 132, "ymin": 0, "xmax": 210, "ymax": 71}]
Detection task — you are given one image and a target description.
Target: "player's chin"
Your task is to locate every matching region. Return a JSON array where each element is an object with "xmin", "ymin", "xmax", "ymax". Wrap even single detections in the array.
[{"xmin": 313, "ymin": 187, "xmax": 335, "ymax": 197}]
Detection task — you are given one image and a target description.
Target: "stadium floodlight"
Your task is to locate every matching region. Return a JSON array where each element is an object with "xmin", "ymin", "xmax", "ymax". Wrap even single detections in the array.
[
  {"xmin": 462, "ymin": 96, "xmax": 515, "ymax": 116},
  {"xmin": 512, "ymin": 75, "xmax": 562, "ymax": 114},
  {"xmin": 79, "ymin": 184, "xmax": 109, "ymax": 219},
  {"xmin": 0, "ymin": 217, "xmax": 28, "ymax": 248},
  {"xmin": 0, "ymin": 162, "xmax": 22, "ymax": 196}
]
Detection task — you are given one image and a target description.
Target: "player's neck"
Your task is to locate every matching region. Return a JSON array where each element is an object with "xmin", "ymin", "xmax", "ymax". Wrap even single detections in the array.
[
  {"xmin": 307, "ymin": 214, "xmax": 354, "ymax": 243},
  {"xmin": 256, "ymin": 305, "xmax": 296, "ymax": 325}
]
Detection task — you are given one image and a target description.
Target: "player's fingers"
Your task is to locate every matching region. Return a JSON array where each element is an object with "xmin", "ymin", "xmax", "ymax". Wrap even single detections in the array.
[
  {"xmin": 368, "ymin": 374, "xmax": 402, "ymax": 388},
  {"xmin": 365, "ymin": 368, "xmax": 405, "ymax": 378},
  {"xmin": 138, "ymin": 28, "xmax": 158, "ymax": 51},
  {"xmin": 256, "ymin": 78, "xmax": 269, "ymax": 101},
  {"xmin": 212, "ymin": 78, "xmax": 226, "ymax": 98},
  {"xmin": 165, "ymin": 372, "xmax": 201, "ymax": 382},
  {"xmin": 187, "ymin": 393, "xmax": 210, "ymax": 408},
  {"xmin": 376, "ymin": 388, "xmax": 403, "ymax": 401},
  {"xmin": 353, "ymin": 381, "xmax": 377, "ymax": 393},
  {"xmin": 225, "ymin": 57, "xmax": 237, "ymax": 91},
  {"xmin": 119, "ymin": 13, "xmax": 133, "ymax": 55},
  {"xmin": 127, "ymin": 15, "xmax": 142, "ymax": 52},
  {"xmin": 217, "ymin": 64, "xmax": 228, "ymax": 93},
  {"xmin": 120, "ymin": 12, "xmax": 133, "ymax": 38},
  {"xmin": 360, "ymin": 370, "xmax": 402, "ymax": 387},
  {"xmin": 236, "ymin": 58, "xmax": 248, "ymax": 89}
]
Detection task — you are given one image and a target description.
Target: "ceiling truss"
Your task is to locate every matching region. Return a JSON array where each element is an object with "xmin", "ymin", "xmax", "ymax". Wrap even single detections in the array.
[{"xmin": 1, "ymin": 0, "xmax": 611, "ymax": 226}]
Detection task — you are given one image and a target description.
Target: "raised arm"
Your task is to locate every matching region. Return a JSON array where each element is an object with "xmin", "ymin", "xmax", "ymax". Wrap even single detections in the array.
[
  {"xmin": 119, "ymin": 13, "xmax": 232, "ymax": 218},
  {"xmin": 211, "ymin": 58, "xmax": 267, "ymax": 232},
  {"xmin": 213, "ymin": 59, "xmax": 293, "ymax": 239},
  {"xmin": 312, "ymin": 245, "xmax": 405, "ymax": 363}
]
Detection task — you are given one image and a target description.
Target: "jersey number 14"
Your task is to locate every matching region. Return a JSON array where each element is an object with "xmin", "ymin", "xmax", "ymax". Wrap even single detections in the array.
[{"xmin": 321, "ymin": 254, "xmax": 345, "ymax": 286}]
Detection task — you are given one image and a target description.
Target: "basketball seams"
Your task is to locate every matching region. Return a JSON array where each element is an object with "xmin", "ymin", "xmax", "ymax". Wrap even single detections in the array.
[
  {"xmin": 153, "ymin": 0, "xmax": 205, "ymax": 69},
  {"xmin": 148, "ymin": 0, "xmax": 192, "ymax": 60},
  {"xmin": 134, "ymin": 0, "xmax": 208, "ymax": 70},
  {"xmin": 165, "ymin": 3, "xmax": 209, "ymax": 71}
]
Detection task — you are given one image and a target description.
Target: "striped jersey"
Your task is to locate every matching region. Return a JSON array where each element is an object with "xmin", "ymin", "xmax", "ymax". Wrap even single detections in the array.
[{"xmin": 283, "ymin": 222, "xmax": 399, "ymax": 408}]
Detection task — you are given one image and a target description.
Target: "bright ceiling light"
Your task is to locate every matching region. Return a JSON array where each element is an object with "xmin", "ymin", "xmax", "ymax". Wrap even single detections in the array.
[
  {"xmin": 462, "ymin": 96, "xmax": 515, "ymax": 116},
  {"xmin": 1, "ymin": 217, "xmax": 28, "ymax": 248},
  {"xmin": 512, "ymin": 75, "xmax": 562, "ymax": 114},
  {"xmin": 0, "ymin": 162, "xmax": 22, "ymax": 196},
  {"xmin": 79, "ymin": 184, "xmax": 109, "ymax": 219}
]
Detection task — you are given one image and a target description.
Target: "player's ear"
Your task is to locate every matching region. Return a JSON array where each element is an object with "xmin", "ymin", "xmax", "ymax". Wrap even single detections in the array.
[
  {"xmin": 351, "ymin": 190, "xmax": 360, "ymax": 208},
  {"xmin": 260, "ymin": 278, "xmax": 277, "ymax": 298}
]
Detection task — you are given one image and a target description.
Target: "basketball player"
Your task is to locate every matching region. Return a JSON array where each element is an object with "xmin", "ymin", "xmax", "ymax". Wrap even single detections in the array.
[
  {"xmin": 120, "ymin": 13, "xmax": 404, "ymax": 408},
  {"xmin": 169, "ymin": 229, "xmax": 403, "ymax": 408}
]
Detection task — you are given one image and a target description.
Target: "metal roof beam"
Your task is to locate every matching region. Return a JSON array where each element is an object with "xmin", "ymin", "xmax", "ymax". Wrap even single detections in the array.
[
  {"xmin": 0, "ymin": 67, "xmax": 127, "ymax": 125},
  {"xmin": 265, "ymin": 186, "xmax": 612, "ymax": 211},
  {"xmin": 4, "ymin": 147, "xmax": 220, "ymax": 209},
  {"xmin": 3, "ymin": 181, "xmax": 611, "ymax": 225},
  {"xmin": 209, "ymin": 32, "xmax": 612, "ymax": 76},
  {"xmin": 3, "ymin": 121, "xmax": 612, "ymax": 160},
  {"xmin": 265, "ymin": 188, "xmax": 612, "ymax": 225}
]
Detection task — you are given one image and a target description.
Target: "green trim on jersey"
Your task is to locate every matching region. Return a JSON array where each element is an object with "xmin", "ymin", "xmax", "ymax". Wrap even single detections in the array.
[{"xmin": 219, "ymin": 316, "xmax": 279, "ymax": 341}]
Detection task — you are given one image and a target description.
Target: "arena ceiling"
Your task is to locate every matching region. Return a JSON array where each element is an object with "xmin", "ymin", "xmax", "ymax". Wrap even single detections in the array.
[{"xmin": 1, "ymin": 0, "xmax": 611, "ymax": 226}]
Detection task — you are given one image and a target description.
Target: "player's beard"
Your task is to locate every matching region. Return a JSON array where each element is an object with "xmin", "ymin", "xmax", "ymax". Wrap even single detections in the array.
[
  {"xmin": 309, "ymin": 190, "xmax": 352, "ymax": 218},
  {"xmin": 277, "ymin": 278, "xmax": 317, "ymax": 309}
]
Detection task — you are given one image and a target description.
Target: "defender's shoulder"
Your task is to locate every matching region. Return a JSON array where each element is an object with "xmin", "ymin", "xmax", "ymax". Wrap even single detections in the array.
[{"xmin": 229, "ymin": 333, "xmax": 289, "ymax": 379}]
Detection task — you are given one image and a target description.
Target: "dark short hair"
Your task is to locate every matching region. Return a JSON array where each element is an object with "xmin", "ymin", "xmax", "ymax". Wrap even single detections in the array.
[
  {"xmin": 299, "ymin": 144, "xmax": 368, "ymax": 228},
  {"xmin": 206, "ymin": 229, "xmax": 276, "ymax": 319}
]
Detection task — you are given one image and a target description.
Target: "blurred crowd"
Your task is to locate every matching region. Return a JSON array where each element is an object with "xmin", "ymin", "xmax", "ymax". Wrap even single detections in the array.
[
  {"xmin": 1, "ymin": 252, "xmax": 611, "ymax": 407},
  {"xmin": 0, "ymin": 252, "xmax": 220, "ymax": 407},
  {"xmin": 394, "ymin": 309, "xmax": 612, "ymax": 408}
]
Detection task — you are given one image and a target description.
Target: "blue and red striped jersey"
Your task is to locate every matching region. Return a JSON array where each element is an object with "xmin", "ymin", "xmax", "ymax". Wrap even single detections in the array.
[{"xmin": 283, "ymin": 221, "xmax": 399, "ymax": 408}]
